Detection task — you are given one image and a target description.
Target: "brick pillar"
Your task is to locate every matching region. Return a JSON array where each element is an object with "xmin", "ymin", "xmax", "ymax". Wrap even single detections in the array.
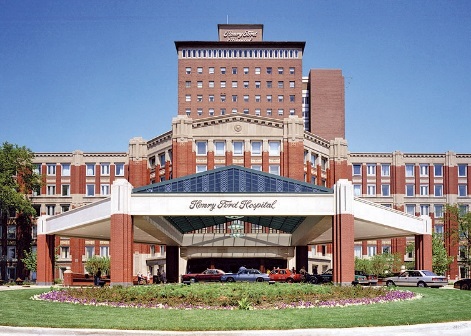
[
  {"xmin": 332, "ymin": 179, "xmax": 355, "ymax": 285},
  {"xmin": 444, "ymin": 208, "xmax": 459, "ymax": 279},
  {"xmin": 36, "ymin": 216, "xmax": 55, "ymax": 286},
  {"xmin": 110, "ymin": 179, "xmax": 134, "ymax": 286},
  {"xmin": 70, "ymin": 237, "xmax": 85, "ymax": 273},
  {"xmin": 415, "ymin": 234, "xmax": 432, "ymax": 271}
]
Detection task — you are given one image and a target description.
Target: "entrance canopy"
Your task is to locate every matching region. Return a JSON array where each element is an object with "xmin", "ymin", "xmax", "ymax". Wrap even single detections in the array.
[{"xmin": 39, "ymin": 166, "xmax": 431, "ymax": 247}]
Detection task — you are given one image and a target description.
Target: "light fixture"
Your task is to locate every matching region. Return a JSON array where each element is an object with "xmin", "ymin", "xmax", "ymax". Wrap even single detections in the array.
[
  {"xmin": 229, "ymin": 232, "xmax": 245, "ymax": 238},
  {"xmin": 228, "ymin": 223, "xmax": 243, "ymax": 230},
  {"xmin": 225, "ymin": 215, "xmax": 244, "ymax": 220}
]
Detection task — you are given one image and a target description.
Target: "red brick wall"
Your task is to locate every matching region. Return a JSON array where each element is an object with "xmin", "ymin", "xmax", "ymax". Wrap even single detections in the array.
[
  {"xmin": 128, "ymin": 160, "xmax": 150, "ymax": 188},
  {"xmin": 110, "ymin": 214, "xmax": 134, "ymax": 285}
]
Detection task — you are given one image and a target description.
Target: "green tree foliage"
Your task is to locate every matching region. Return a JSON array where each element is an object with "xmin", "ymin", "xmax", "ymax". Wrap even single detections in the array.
[
  {"xmin": 0, "ymin": 142, "xmax": 41, "ymax": 218},
  {"xmin": 21, "ymin": 249, "xmax": 37, "ymax": 272},
  {"xmin": 432, "ymin": 232, "xmax": 454, "ymax": 275},
  {"xmin": 84, "ymin": 256, "xmax": 110, "ymax": 276},
  {"xmin": 445, "ymin": 204, "xmax": 471, "ymax": 273},
  {"xmin": 355, "ymin": 253, "xmax": 403, "ymax": 277}
]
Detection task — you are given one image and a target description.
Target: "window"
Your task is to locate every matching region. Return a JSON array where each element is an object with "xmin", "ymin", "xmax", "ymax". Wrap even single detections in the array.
[
  {"xmin": 61, "ymin": 205, "xmax": 69, "ymax": 213},
  {"xmin": 208, "ymin": 94, "xmax": 215, "ymax": 102},
  {"xmin": 197, "ymin": 81, "xmax": 203, "ymax": 88},
  {"xmin": 269, "ymin": 141, "xmax": 280, "ymax": 156},
  {"xmin": 251, "ymin": 141, "xmax": 262, "ymax": 155},
  {"xmin": 185, "ymin": 108, "xmax": 191, "ymax": 116},
  {"xmin": 232, "ymin": 81, "xmax": 238, "ymax": 88},
  {"xmin": 435, "ymin": 205, "xmax": 444, "ymax": 218},
  {"xmin": 367, "ymin": 184, "xmax": 376, "ymax": 196},
  {"xmin": 251, "ymin": 165, "xmax": 262, "ymax": 171},
  {"xmin": 209, "ymin": 108, "xmax": 214, "ymax": 116},
  {"xmin": 243, "ymin": 67, "xmax": 249, "ymax": 74},
  {"xmin": 310, "ymin": 153, "xmax": 317, "ymax": 166},
  {"xmin": 354, "ymin": 245, "xmax": 362, "ymax": 258},
  {"xmin": 243, "ymin": 95, "xmax": 249, "ymax": 102},
  {"xmin": 243, "ymin": 81, "xmax": 249, "ymax": 88},
  {"xmin": 243, "ymin": 108, "xmax": 249, "ymax": 114},
  {"xmin": 220, "ymin": 81, "xmax": 226, "ymax": 88},
  {"xmin": 459, "ymin": 184, "xmax": 467, "ymax": 197},
  {"xmin": 289, "ymin": 109, "xmax": 295, "ymax": 115},
  {"xmin": 197, "ymin": 67, "xmax": 203, "ymax": 74},
  {"xmin": 61, "ymin": 163, "xmax": 70, "ymax": 176},
  {"xmin": 289, "ymin": 67, "xmax": 295, "ymax": 74},
  {"xmin": 220, "ymin": 94, "xmax": 226, "ymax": 102},
  {"xmin": 278, "ymin": 81, "xmax": 284, "ymax": 88},
  {"xmin": 100, "ymin": 246, "xmax": 109, "ymax": 257},
  {"xmin": 255, "ymin": 67, "xmax": 260, "ymax": 74},
  {"xmin": 232, "ymin": 108, "xmax": 238, "ymax": 114},
  {"xmin": 47, "ymin": 164, "xmax": 56, "ymax": 175},
  {"xmin": 220, "ymin": 108, "xmax": 226, "ymax": 115},
  {"xmin": 214, "ymin": 141, "xmax": 225, "ymax": 156},
  {"xmin": 196, "ymin": 141, "xmax": 207, "ymax": 155},
  {"xmin": 278, "ymin": 67, "xmax": 283, "ymax": 74},
  {"xmin": 420, "ymin": 204, "xmax": 430, "ymax": 216},
  {"xmin": 232, "ymin": 67, "xmax": 237, "ymax": 74},
  {"xmin": 47, "ymin": 185, "xmax": 56, "ymax": 195},
  {"xmin": 255, "ymin": 95, "xmax": 261, "ymax": 102},
  {"xmin": 100, "ymin": 163, "xmax": 110, "ymax": 176},
  {"xmin": 46, "ymin": 205, "xmax": 55, "ymax": 215},
  {"xmin": 185, "ymin": 94, "xmax": 191, "ymax": 102},
  {"xmin": 405, "ymin": 204, "xmax": 415, "ymax": 215},
  {"xmin": 266, "ymin": 81, "xmax": 272, "ymax": 88},
  {"xmin": 208, "ymin": 81, "xmax": 214, "ymax": 88},
  {"xmin": 197, "ymin": 108, "xmax": 202, "ymax": 116},
  {"xmin": 7, "ymin": 246, "xmax": 16, "ymax": 261},
  {"xmin": 353, "ymin": 184, "xmax": 362, "ymax": 196},
  {"xmin": 115, "ymin": 163, "xmax": 125, "ymax": 176},
  {"xmin": 405, "ymin": 164, "xmax": 415, "ymax": 177},
  {"xmin": 420, "ymin": 185, "xmax": 429, "ymax": 196},
  {"xmin": 60, "ymin": 246, "xmax": 70, "ymax": 259},
  {"xmin": 381, "ymin": 164, "xmax": 390, "ymax": 176},
  {"xmin": 220, "ymin": 67, "xmax": 226, "ymax": 74},
  {"xmin": 233, "ymin": 141, "xmax": 244, "ymax": 156},
  {"xmin": 434, "ymin": 184, "xmax": 443, "ymax": 197},
  {"xmin": 255, "ymin": 108, "xmax": 261, "ymax": 116},
  {"xmin": 208, "ymin": 67, "xmax": 214, "ymax": 74},
  {"xmin": 278, "ymin": 95, "xmax": 284, "ymax": 102},
  {"xmin": 185, "ymin": 81, "xmax": 191, "ymax": 88},
  {"xmin": 61, "ymin": 184, "xmax": 70, "ymax": 196},
  {"xmin": 289, "ymin": 95, "xmax": 295, "ymax": 102},
  {"xmin": 434, "ymin": 164, "xmax": 443, "ymax": 177},
  {"xmin": 277, "ymin": 109, "xmax": 284, "ymax": 116},
  {"xmin": 196, "ymin": 165, "xmax": 207, "ymax": 173},
  {"xmin": 85, "ymin": 246, "xmax": 94, "ymax": 259},
  {"xmin": 420, "ymin": 164, "xmax": 429, "ymax": 176},
  {"xmin": 458, "ymin": 164, "xmax": 467, "ymax": 177},
  {"xmin": 367, "ymin": 164, "xmax": 376, "ymax": 176},
  {"xmin": 266, "ymin": 95, "xmax": 272, "ymax": 102},
  {"xmin": 232, "ymin": 95, "xmax": 237, "ymax": 102},
  {"xmin": 7, "ymin": 225, "xmax": 16, "ymax": 239},
  {"xmin": 266, "ymin": 108, "xmax": 272, "ymax": 116},
  {"xmin": 381, "ymin": 184, "xmax": 390, "ymax": 196},
  {"xmin": 197, "ymin": 95, "xmax": 203, "ymax": 102},
  {"xmin": 352, "ymin": 164, "xmax": 361, "ymax": 176},
  {"xmin": 185, "ymin": 67, "xmax": 191, "ymax": 74},
  {"xmin": 367, "ymin": 245, "xmax": 377, "ymax": 257},
  {"xmin": 269, "ymin": 165, "xmax": 280, "ymax": 175},
  {"xmin": 255, "ymin": 81, "xmax": 261, "ymax": 88},
  {"xmin": 101, "ymin": 184, "xmax": 110, "ymax": 196},
  {"xmin": 86, "ymin": 163, "xmax": 95, "ymax": 176},
  {"xmin": 435, "ymin": 225, "xmax": 444, "ymax": 234},
  {"xmin": 406, "ymin": 184, "xmax": 414, "ymax": 196},
  {"xmin": 266, "ymin": 67, "xmax": 272, "ymax": 74},
  {"xmin": 86, "ymin": 184, "xmax": 95, "ymax": 196},
  {"xmin": 289, "ymin": 81, "xmax": 295, "ymax": 88}
]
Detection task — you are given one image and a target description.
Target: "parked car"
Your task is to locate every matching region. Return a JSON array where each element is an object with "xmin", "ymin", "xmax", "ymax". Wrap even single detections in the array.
[
  {"xmin": 353, "ymin": 273, "xmax": 369, "ymax": 286},
  {"xmin": 384, "ymin": 270, "xmax": 448, "ymax": 288},
  {"xmin": 454, "ymin": 278, "xmax": 471, "ymax": 290},
  {"xmin": 305, "ymin": 269, "xmax": 333, "ymax": 284},
  {"xmin": 355, "ymin": 270, "xmax": 378, "ymax": 286},
  {"xmin": 269, "ymin": 268, "xmax": 304, "ymax": 283},
  {"xmin": 220, "ymin": 268, "xmax": 270, "ymax": 282},
  {"xmin": 181, "ymin": 269, "xmax": 226, "ymax": 283}
]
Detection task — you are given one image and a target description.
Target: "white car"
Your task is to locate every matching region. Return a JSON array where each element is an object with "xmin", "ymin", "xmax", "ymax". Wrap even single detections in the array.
[{"xmin": 385, "ymin": 270, "xmax": 448, "ymax": 288}]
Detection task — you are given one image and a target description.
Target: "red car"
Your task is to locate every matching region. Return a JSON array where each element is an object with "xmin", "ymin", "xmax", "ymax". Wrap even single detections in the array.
[
  {"xmin": 181, "ymin": 269, "xmax": 226, "ymax": 283},
  {"xmin": 269, "ymin": 269, "xmax": 304, "ymax": 283}
]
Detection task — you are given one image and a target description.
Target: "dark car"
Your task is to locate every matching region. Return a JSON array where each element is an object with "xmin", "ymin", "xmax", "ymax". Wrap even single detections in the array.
[
  {"xmin": 305, "ymin": 269, "xmax": 333, "ymax": 284},
  {"xmin": 454, "ymin": 278, "xmax": 471, "ymax": 290},
  {"xmin": 355, "ymin": 270, "xmax": 378, "ymax": 286},
  {"xmin": 181, "ymin": 269, "xmax": 226, "ymax": 283}
]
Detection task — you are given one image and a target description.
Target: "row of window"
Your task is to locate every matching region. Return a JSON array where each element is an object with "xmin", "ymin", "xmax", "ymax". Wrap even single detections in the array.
[
  {"xmin": 184, "ymin": 80, "xmax": 296, "ymax": 89},
  {"xmin": 353, "ymin": 183, "xmax": 468, "ymax": 197},
  {"xmin": 352, "ymin": 163, "xmax": 469, "ymax": 177},
  {"xmin": 39, "ymin": 163, "xmax": 125, "ymax": 177},
  {"xmin": 195, "ymin": 140, "xmax": 281, "ymax": 156},
  {"xmin": 306, "ymin": 152, "xmax": 329, "ymax": 170},
  {"xmin": 186, "ymin": 107, "xmax": 296, "ymax": 117},
  {"xmin": 196, "ymin": 164, "xmax": 280, "ymax": 175},
  {"xmin": 59, "ymin": 245, "xmax": 109, "ymax": 259},
  {"xmin": 40, "ymin": 184, "xmax": 111, "ymax": 197},
  {"xmin": 181, "ymin": 49, "xmax": 300, "ymax": 59},
  {"xmin": 186, "ymin": 93, "xmax": 297, "ymax": 103}
]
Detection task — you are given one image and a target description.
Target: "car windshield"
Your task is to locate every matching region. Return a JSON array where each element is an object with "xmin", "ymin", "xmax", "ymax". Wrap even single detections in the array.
[{"xmin": 422, "ymin": 270, "xmax": 438, "ymax": 276}]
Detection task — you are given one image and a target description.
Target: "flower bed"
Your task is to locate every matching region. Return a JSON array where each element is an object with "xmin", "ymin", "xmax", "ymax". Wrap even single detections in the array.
[{"xmin": 33, "ymin": 283, "xmax": 420, "ymax": 310}]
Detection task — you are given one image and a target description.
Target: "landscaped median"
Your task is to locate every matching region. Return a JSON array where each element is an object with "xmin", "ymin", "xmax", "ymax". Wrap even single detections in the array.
[{"xmin": 32, "ymin": 283, "xmax": 419, "ymax": 310}]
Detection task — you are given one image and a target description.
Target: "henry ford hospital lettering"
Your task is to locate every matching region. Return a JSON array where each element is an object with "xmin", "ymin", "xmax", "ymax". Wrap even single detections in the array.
[{"xmin": 189, "ymin": 199, "xmax": 277, "ymax": 211}]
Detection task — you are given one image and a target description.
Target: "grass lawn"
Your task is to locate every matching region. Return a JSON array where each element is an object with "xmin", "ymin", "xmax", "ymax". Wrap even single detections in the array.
[{"xmin": 0, "ymin": 286, "xmax": 470, "ymax": 331}]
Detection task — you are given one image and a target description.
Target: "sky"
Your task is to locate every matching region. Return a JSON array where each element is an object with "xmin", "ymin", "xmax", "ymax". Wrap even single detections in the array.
[{"xmin": 1, "ymin": 0, "xmax": 470, "ymax": 154}]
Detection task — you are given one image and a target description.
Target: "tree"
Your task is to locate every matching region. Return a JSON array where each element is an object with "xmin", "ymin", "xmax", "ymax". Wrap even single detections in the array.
[
  {"xmin": 21, "ymin": 249, "xmax": 37, "ymax": 273},
  {"xmin": 0, "ymin": 142, "xmax": 41, "ymax": 218},
  {"xmin": 432, "ymin": 232, "xmax": 454, "ymax": 275},
  {"xmin": 85, "ymin": 256, "xmax": 110, "ymax": 276},
  {"xmin": 445, "ymin": 204, "xmax": 471, "ymax": 276}
]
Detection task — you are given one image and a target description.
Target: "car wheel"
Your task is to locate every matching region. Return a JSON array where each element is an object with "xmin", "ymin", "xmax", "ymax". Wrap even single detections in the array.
[
  {"xmin": 227, "ymin": 277, "xmax": 235, "ymax": 282},
  {"xmin": 417, "ymin": 281, "xmax": 426, "ymax": 288},
  {"xmin": 287, "ymin": 278, "xmax": 293, "ymax": 283},
  {"xmin": 462, "ymin": 283, "xmax": 470, "ymax": 290},
  {"xmin": 310, "ymin": 277, "xmax": 319, "ymax": 285},
  {"xmin": 386, "ymin": 280, "xmax": 395, "ymax": 287},
  {"xmin": 256, "ymin": 277, "xmax": 264, "ymax": 282},
  {"xmin": 190, "ymin": 278, "xmax": 196, "ymax": 283}
]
